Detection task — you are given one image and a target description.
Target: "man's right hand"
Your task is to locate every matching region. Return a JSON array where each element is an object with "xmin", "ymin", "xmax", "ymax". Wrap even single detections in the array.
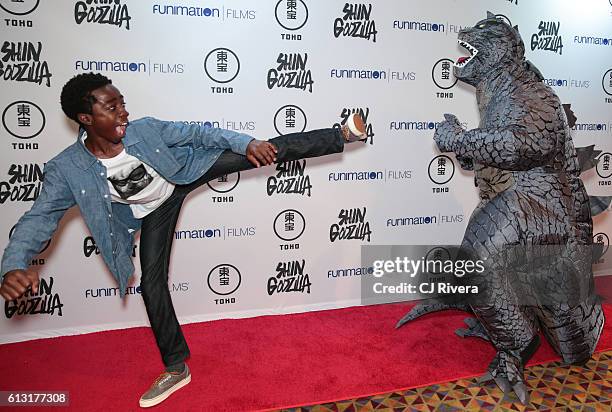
[{"xmin": 0, "ymin": 269, "xmax": 39, "ymax": 301}]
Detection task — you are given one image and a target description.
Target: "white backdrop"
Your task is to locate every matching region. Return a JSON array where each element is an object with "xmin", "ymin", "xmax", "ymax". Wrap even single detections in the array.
[{"xmin": 1, "ymin": 0, "xmax": 611, "ymax": 343}]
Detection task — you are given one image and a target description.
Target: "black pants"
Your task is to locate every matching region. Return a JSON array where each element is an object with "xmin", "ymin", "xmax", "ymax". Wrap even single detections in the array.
[{"xmin": 139, "ymin": 128, "xmax": 344, "ymax": 367}]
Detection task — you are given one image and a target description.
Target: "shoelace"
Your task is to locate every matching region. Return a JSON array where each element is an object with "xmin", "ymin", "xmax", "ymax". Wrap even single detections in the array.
[{"xmin": 152, "ymin": 372, "xmax": 177, "ymax": 387}]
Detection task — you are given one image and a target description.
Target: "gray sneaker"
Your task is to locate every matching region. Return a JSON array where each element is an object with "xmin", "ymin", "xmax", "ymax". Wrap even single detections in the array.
[{"xmin": 139, "ymin": 365, "xmax": 191, "ymax": 408}]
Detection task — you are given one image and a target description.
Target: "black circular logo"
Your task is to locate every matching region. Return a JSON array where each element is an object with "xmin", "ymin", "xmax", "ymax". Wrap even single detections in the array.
[
  {"xmin": 596, "ymin": 152, "xmax": 612, "ymax": 179},
  {"xmin": 428, "ymin": 155, "xmax": 455, "ymax": 185},
  {"xmin": 274, "ymin": 0, "xmax": 308, "ymax": 31},
  {"xmin": 207, "ymin": 264, "xmax": 241, "ymax": 296},
  {"xmin": 0, "ymin": 0, "xmax": 39, "ymax": 15},
  {"xmin": 273, "ymin": 209, "xmax": 305, "ymax": 241},
  {"xmin": 9, "ymin": 224, "xmax": 51, "ymax": 253},
  {"xmin": 207, "ymin": 172, "xmax": 240, "ymax": 193},
  {"xmin": 432, "ymin": 58, "xmax": 458, "ymax": 90},
  {"xmin": 594, "ymin": 232, "xmax": 610, "ymax": 257},
  {"xmin": 603, "ymin": 69, "xmax": 612, "ymax": 96},
  {"xmin": 425, "ymin": 247, "xmax": 451, "ymax": 275},
  {"xmin": 273, "ymin": 105, "xmax": 307, "ymax": 135},
  {"xmin": 2, "ymin": 101, "xmax": 45, "ymax": 139},
  {"xmin": 204, "ymin": 48, "xmax": 240, "ymax": 84}
]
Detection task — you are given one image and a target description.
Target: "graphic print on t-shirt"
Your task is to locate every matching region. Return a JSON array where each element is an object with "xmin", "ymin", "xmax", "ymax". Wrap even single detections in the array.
[{"xmin": 108, "ymin": 163, "xmax": 153, "ymax": 200}]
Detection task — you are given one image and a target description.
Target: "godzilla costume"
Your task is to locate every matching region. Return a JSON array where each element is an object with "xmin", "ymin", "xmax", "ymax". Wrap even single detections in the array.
[{"xmin": 397, "ymin": 13, "xmax": 605, "ymax": 403}]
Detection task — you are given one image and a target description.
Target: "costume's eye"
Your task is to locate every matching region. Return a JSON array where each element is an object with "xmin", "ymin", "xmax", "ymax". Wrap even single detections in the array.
[{"xmin": 478, "ymin": 23, "xmax": 486, "ymax": 28}]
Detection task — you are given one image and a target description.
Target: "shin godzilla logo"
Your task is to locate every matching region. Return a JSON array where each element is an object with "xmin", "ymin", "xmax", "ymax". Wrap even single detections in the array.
[
  {"xmin": 531, "ymin": 21, "xmax": 563, "ymax": 55},
  {"xmin": 5, "ymin": 277, "xmax": 64, "ymax": 318},
  {"xmin": 333, "ymin": 3, "xmax": 377, "ymax": 42},
  {"xmin": 74, "ymin": 0, "xmax": 131, "ymax": 30},
  {"xmin": 330, "ymin": 207, "xmax": 372, "ymax": 242},
  {"xmin": 267, "ymin": 160, "xmax": 312, "ymax": 197},
  {"xmin": 267, "ymin": 260, "xmax": 311, "ymax": 295},
  {"xmin": 267, "ymin": 53, "xmax": 313, "ymax": 92}
]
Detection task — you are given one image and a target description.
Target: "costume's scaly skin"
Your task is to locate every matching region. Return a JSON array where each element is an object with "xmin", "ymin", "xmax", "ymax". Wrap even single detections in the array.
[{"xmin": 397, "ymin": 13, "xmax": 604, "ymax": 403}]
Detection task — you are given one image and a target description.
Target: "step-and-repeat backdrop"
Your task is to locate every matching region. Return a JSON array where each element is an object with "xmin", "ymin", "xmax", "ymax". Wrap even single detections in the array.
[{"xmin": 1, "ymin": 0, "xmax": 611, "ymax": 343}]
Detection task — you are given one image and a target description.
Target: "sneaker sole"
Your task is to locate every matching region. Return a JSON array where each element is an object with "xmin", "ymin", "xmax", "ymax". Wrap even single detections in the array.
[
  {"xmin": 139, "ymin": 374, "xmax": 191, "ymax": 408},
  {"xmin": 347, "ymin": 114, "xmax": 366, "ymax": 137}
]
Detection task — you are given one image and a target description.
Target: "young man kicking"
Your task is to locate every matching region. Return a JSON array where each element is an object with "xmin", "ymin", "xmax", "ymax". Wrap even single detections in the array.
[{"xmin": 0, "ymin": 73, "xmax": 366, "ymax": 408}]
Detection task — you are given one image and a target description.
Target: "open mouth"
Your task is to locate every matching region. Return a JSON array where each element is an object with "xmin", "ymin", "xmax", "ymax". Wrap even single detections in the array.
[
  {"xmin": 116, "ymin": 122, "xmax": 128, "ymax": 137},
  {"xmin": 455, "ymin": 40, "xmax": 478, "ymax": 68}
]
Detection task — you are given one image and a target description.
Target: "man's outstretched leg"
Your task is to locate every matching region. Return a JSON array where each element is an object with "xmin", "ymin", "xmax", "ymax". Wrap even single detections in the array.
[{"xmin": 187, "ymin": 113, "xmax": 367, "ymax": 186}]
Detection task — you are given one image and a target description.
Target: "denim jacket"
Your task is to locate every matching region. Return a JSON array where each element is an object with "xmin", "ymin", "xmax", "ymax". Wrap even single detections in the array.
[{"xmin": 1, "ymin": 117, "xmax": 253, "ymax": 295}]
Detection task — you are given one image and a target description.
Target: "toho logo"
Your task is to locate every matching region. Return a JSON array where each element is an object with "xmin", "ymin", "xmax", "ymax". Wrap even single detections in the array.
[
  {"xmin": 0, "ymin": 0, "xmax": 39, "ymax": 15},
  {"xmin": 207, "ymin": 264, "xmax": 241, "ymax": 296},
  {"xmin": 275, "ymin": 0, "xmax": 308, "ymax": 31},
  {"xmin": 428, "ymin": 155, "xmax": 455, "ymax": 185},
  {"xmin": 2, "ymin": 101, "xmax": 45, "ymax": 139},
  {"xmin": 204, "ymin": 48, "xmax": 240, "ymax": 83},
  {"xmin": 432, "ymin": 58, "xmax": 458, "ymax": 90}
]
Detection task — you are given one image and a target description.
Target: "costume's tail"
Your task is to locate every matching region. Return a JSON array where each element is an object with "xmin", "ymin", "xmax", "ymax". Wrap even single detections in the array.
[{"xmin": 396, "ymin": 300, "xmax": 471, "ymax": 329}]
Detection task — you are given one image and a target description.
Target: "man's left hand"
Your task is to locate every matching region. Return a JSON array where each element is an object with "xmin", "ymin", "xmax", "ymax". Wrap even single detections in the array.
[{"xmin": 246, "ymin": 140, "xmax": 278, "ymax": 167}]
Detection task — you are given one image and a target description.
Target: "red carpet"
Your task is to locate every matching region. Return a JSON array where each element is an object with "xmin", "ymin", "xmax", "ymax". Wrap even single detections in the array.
[{"xmin": 0, "ymin": 298, "xmax": 610, "ymax": 411}]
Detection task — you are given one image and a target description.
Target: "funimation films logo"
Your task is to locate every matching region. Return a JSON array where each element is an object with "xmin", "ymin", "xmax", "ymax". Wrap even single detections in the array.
[
  {"xmin": 274, "ymin": 104, "xmax": 307, "ymax": 135},
  {"xmin": 205, "ymin": 48, "xmax": 240, "ymax": 83},
  {"xmin": 274, "ymin": 209, "xmax": 306, "ymax": 241},
  {"xmin": 334, "ymin": 108, "xmax": 374, "ymax": 144},
  {"xmin": 207, "ymin": 264, "xmax": 241, "ymax": 295},
  {"xmin": 428, "ymin": 155, "xmax": 455, "ymax": 185},
  {"xmin": 531, "ymin": 21, "xmax": 563, "ymax": 55},
  {"xmin": 0, "ymin": 41, "xmax": 52, "ymax": 87},
  {"xmin": 0, "ymin": 0, "xmax": 39, "ymax": 15},
  {"xmin": 74, "ymin": 0, "xmax": 131, "ymax": 30},
  {"xmin": 267, "ymin": 259, "xmax": 311, "ymax": 295},
  {"xmin": 207, "ymin": 172, "xmax": 240, "ymax": 193},
  {"xmin": 432, "ymin": 59, "xmax": 458, "ymax": 90},
  {"xmin": 2, "ymin": 100, "xmax": 45, "ymax": 140},
  {"xmin": 267, "ymin": 53, "xmax": 314, "ymax": 92},
  {"xmin": 267, "ymin": 160, "xmax": 312, "ymax": 197},
  {"xmin": 334, "ymin": 3, "xmax": 377, "ymax": 42},
  {"xmin": 330, "ymin": 207, "xmax": 371, "ymax": 242},
  {"xmin": 275, "ymin": 0, "xmax": 308, "ymax": 31}
]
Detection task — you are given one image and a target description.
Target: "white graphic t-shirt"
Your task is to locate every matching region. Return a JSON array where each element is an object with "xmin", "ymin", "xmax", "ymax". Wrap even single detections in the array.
[{"xmin": 97, "ymin": 148, "xmax": 175, "ymax": 219}]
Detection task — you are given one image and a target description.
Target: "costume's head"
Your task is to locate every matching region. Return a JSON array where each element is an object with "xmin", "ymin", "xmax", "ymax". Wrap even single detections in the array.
[
  {"xmin": 60, "ymin": 72, "xmax": 112, "ymax": 126},
  {"xmin": 454, "ymin": 12, "xmax": 524, "ymax": 86}
]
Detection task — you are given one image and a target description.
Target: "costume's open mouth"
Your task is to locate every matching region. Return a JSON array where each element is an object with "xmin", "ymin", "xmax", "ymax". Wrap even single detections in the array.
[{"xmin": 455, "ymin": 40, "xmax": 478, "ymax": 68}]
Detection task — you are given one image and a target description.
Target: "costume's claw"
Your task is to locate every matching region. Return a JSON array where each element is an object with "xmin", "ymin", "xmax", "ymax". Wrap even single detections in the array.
[
  {"xmin": 455, "ymin": 317, "xmax": 491, "ymax": 341},
  {"xmin": 513, "ymin": 382, "xmax": 530, "ymax": 405},
  {"xmin": 486, "ymin": 350, "xmax": 531, "ymax": 404},
  {"xmin": 478, "ymin": 371, "xmax": 493, "ymax": 384},
  {"xmin": 443, "ymin": 113, "xmax": 459, "ymax": 123},
  {"xmin": 493, "ymin": 375, "xmax": 512, "ymax": 393}
]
